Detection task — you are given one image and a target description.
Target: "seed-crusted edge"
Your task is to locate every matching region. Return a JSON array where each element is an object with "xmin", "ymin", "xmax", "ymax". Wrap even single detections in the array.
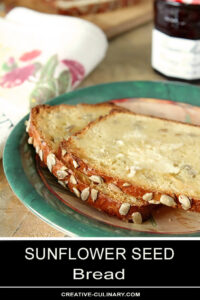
[
  {"xmin": 47, "ymin": 153, "xmax": 56, "ymax": 172},
  {"xmin": 60, "ymin": 144, "xmax": 200, "ymax": 213},
  {"xmin": 34, "ymin": 153, "xmax": 154, "ymax": 222},
  {"xmin": 60, "ymin": 151, "xmax": 152, "ymax": 206}
]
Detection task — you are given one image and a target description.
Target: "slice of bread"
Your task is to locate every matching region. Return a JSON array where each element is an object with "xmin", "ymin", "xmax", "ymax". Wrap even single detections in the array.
[
  {"xmin": 26, "ymin": 104, "xmax": 153, "ymax": 223},
  {"xmin": 27, "ymin": 103, "xmax": 115, "ymax": 153},
  {"xmin": 61, "ymin": 109, "xmax": 200, "ymax": 213}
]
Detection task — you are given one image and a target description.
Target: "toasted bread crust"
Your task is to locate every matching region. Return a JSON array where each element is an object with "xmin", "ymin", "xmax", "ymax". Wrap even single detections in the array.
[
  {"xmin": 27, "ymin": 103, "xmax": 153, "ymax": 222},
  {"xmin": 62, "ymin": 109, "xmax": 200, "ymax": 213}
]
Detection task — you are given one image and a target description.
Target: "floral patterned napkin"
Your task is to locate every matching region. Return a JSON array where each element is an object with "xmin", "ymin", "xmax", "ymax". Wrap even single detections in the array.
[{"xmin": 0, "ymin": 7, "xmax": 108, "ymax": 158}]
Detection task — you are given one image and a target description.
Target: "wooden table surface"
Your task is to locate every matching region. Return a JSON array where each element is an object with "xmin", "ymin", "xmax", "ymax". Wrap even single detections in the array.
[{"xmin": 0, "ymin": 21, "xmax": 164, "ymax": 237}]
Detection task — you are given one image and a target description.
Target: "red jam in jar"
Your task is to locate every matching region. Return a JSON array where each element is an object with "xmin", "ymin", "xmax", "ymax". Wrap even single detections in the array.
[{"xmin": 152, "ymin": 0, "xmax": 200, "ymax": 82}]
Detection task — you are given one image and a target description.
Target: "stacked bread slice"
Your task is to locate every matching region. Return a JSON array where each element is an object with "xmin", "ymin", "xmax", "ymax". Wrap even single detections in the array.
[
  {"xmin": 27, "ymin": 103, "xmax": 200, "ymax": 224},
  {"xmin": 62, "ymin": 109, "xmax": 200, "ymax": 216},
  {"xmin": 26, "ymin": 103, "xmax": 154, "ymax": 224}
]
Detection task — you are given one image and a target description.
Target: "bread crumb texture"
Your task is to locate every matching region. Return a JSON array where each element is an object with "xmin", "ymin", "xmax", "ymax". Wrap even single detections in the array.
[
  {"xmin": 35, "ymin": 104, "xmax": 113, "ymax": 152},
  {"xmin": 69, "ymin": 112, "xmax": 200, "ymax": 199}
]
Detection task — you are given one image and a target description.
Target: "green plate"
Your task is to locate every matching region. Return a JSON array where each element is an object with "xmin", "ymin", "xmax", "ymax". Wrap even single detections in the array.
[{"xmin": 3, "ymin": 81, "xmax": 200, "ymax": 237}]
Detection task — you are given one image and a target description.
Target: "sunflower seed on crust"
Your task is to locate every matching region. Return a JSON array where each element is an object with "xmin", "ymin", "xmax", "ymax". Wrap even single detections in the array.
[
  {"xmin": 148, "ymin": 200, "xmax": 160, "ymax": 205},
  {"xmin": 89, "ymin": 175, "xmax": 103, "ymax": 184},
  {"xmin": 143, "ymin": 193, "xmax": 153, "ymax": 202},
  {"xmin": 60, "ymin": 166, "xmax": 68, "ymax": 171},
  {"xmin": 91, "ymin": 189, "xmax": 98, "ymax": 202},
  {"xmin": 25, "ymin": 119, "xmax": 30, "ymax": 132},
  {"xmin": 178, "ymin": 195, "xmax": 191, "ymax": 210},
  {"xmin": 119, "ymin": 203, "xmax": 131, "ymax": 216},
  {"xmin": 36, "ymin": 146, "xmax": 40, "ymax": 154},
  {"xmin": 61, "ymin": 149, "xmax": 67, "ymax": 157},
  {"xmin": 132, "ymin": 212, "xmax": 142, "ymax": 224},
  {"xmin": 39, "ymin": 149, "xmax": 43, "ymax": 161},
  {"xmin": 160, "ymin": 195, "xmax": 176, "ymax": 207},
  {"xmin": 70, "ymin": 175, "xmax": 77, "ymax": 185},
  {"xmin": 47, "ymin": 153, "xmax": 56, "ymax": 172},
  {"xmin": 73, "ymin": 187, "xmax": 80, "ymax": 198},
  {"xmin": 58, "ymin": 180, "xmax": 66, "ymax": 188},
  {"xmin": 72, "ymin": 159, "xmax": 79, "ymax": 169},
  {"xmin": 81, "ymin": 187, "xmax": 90, "ymax": 201},
  {"xmin": 108, "ymin": 183, "xmax": 121, "ymax": 193},
  {"xmin": 28, "ymin": 137, "xmax": 33, "ymax": 144},
  {"xmin": 57, "ymin": 170, "xmax": 68, "ymax": 180}
]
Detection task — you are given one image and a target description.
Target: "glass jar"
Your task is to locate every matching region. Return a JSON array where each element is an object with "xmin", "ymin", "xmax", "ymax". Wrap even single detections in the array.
[{"xmin": 152, "ymin": 0, "xmax": 200, "ymax": 82}]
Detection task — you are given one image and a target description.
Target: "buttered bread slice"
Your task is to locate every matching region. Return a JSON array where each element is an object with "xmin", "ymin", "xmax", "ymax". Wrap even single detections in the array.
[
  {"xmin": 61, "ymin": 109, "xmax": 200, "ymax": 213},
  {"xmin": 27, "ymin": 103, "xmax": 114, "ymax": 153},
  {"xmin": 26, "ymin": 104, "xmax": 153, "ymax": 223}
]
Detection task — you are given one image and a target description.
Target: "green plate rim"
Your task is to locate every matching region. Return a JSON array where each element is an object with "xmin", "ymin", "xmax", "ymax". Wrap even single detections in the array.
[{"xmin": 3, "ymin": 80, "xmax": 200, "ymax": 237}]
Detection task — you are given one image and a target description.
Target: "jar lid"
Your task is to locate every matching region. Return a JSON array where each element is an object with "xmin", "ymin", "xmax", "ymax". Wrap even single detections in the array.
[{"xmin": 169, "ymin": 0, "xmax": 200, "ymax": 4}]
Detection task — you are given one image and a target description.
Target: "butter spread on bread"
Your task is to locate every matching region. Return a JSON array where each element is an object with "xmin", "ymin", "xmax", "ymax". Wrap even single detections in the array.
[{"xmin": 62, "ymin": 109, "xmax": 200, "ymax": 213}]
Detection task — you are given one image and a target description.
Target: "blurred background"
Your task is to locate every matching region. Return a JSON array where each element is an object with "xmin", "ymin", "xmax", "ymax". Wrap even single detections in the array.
[
  {"xmin": 1, "ymin": 0, "xmax": 199, "ymax": 85},
  {"xmin": 1, "ymin": 0, "xmax": 200, "ymax": 237},
  {"xmin": 0, "ymin": 0, "xmax": 157, "ymax": 88},
  {"xmin": 0, "ymin": 0, "xmax": 154, "ymax": 39}
]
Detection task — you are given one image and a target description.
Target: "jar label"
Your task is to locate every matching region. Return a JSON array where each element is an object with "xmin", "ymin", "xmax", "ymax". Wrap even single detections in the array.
[{"xmin": 152, "ymin": 29, "xmax": 200, "ymax": 80}]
